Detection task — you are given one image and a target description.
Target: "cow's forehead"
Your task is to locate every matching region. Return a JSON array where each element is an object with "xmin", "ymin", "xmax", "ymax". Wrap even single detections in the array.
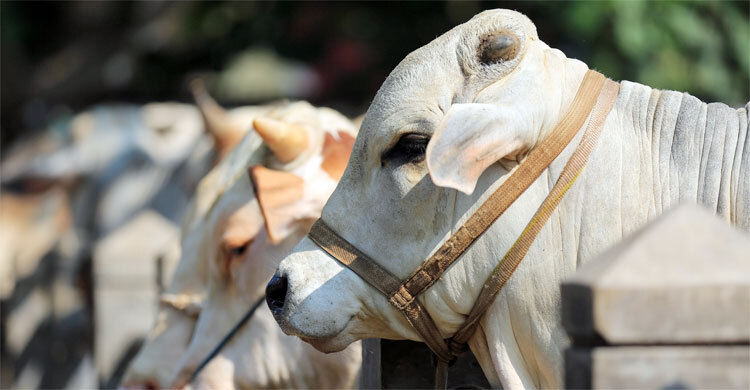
[{"xmin": 356, "ymin": 9, "xmax": 536, "ymax": 157}]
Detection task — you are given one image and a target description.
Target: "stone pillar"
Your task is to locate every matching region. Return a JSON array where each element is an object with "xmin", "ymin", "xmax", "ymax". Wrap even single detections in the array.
[
  {"xmin": 93, "ymin": 211, "xmax": 180, "ymax": 387},
  {"xmin": 562, "ymin": 204, "xmax": 750, "ymax": 389}
]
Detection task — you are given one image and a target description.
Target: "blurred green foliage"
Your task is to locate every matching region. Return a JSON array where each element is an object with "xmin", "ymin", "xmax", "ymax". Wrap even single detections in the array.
[
  {"xmin": 560, "ymin": 0, "xmax": 748, "ymax": 107},
  {"xmin": 2, "ymin": 1, "xmax": 748, "ymax": 147},
  {"xmin": 170, "ymin": 0, "xmax": 750, "ymax": 106}
]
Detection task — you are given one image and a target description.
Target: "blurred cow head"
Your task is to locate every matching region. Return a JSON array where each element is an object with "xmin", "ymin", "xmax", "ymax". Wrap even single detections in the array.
[{"xmin": 122, "ymin": 101, "xmax": 359, "ymax": 389}]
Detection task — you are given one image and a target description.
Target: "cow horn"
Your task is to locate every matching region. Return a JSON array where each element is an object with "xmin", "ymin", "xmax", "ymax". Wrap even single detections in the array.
[
  {"xmin": 252, "ymin": 117, "xmax": 309, "ymax": 163},
  {"xmin": 190, "ymin": 79, "xmax": 243, "ymax": 153}
]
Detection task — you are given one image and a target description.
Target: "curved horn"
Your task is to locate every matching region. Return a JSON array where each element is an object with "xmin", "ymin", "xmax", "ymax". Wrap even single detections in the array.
[
  {"xmin": 252, "ymin": 117, "xmax": 309, "ymax": 163},
  {"xmin": 190, "ymin": 79, "xmax": 244, "ymax": 153}
]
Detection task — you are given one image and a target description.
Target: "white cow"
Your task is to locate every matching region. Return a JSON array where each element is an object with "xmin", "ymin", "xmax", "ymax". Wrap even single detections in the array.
[
  {"xmin": 268, "ymin": 9, "xmax": 749, "ymax": 390},
  {"xmin": 119, "ymin": 97, "xmax": 275, "ymax": 389},
  {"xmin": 0, "ymin": 86, "xmax": 268, "ymax": 389},
  {"xmin": 1, "ymin": 80, "xmax": 266, "ymax": 240},
  {"xmin": 0, "ymin": 188, "xmax": 71, "ymax": 299},
  {"xmin": 122, "ymin": 100, "xmax": 361, "ymax": 389}
]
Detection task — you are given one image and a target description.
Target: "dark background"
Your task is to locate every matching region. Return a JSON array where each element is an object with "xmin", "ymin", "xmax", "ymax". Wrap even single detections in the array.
[{"xmin": 2, "ymin": 1, "xmax": 748, "ymax": 150}]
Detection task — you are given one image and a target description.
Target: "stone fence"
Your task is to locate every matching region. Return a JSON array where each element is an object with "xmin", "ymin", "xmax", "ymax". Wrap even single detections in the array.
[
  {"xmin": 93, "ymin": 211, "xmax": 180, "ymax": 387},
  {"xmin": 562, "ymin": 204, "xmax": 750, "ymax": 389}
]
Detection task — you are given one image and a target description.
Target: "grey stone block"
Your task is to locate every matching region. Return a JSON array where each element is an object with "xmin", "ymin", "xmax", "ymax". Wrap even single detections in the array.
[
  {"xmin": 563, "ymin": 204, "xmax": 750, "ymax": 344},
  {"xmin": 93, "ymin": 210, "xmax": 179, "ymax": 285},
  {"xmin": 566, "ymin": 346, "xmax": 750, "ymax": 389},
  {"xmin": 93, "ymin": 211, "xmax": 180, "ymax": 382}
]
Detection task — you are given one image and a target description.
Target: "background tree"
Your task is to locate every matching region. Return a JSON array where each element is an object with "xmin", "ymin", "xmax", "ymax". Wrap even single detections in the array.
[{"xmin": 2, "ymin": 1, "xmax": 747, "ymax": 148}]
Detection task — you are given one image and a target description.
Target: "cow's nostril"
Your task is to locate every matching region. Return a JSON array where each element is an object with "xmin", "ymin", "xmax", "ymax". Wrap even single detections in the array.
[{"xmin": 265, "ymin": 275, "xmax": 288, "ymax": 313}]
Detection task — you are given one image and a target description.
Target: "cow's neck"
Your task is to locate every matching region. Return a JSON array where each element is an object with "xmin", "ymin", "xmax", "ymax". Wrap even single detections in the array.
[
  {"xmin": 459, "ymin": 61, "xmax": 603, "ymax": 390},
  {"xmin": 615, "ymin": 81, "xmax": 749, "ymax": 231},
  {"xmin": 463, "ymin": 76, "xmax": 749, "ymax": 390}
]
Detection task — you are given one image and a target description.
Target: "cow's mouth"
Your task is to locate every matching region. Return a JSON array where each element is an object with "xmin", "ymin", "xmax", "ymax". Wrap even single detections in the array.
[
  {"xmin": 285, "ymin": 314, "xmax": 357, "ymax": 353},
  {"xmin": 299, "ymin": 335, "xmax": 344, "ymax": 352}
]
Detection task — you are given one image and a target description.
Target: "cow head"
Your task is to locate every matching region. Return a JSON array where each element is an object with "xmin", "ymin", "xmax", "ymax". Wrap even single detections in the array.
[
  {"xmin": 169, "ymin": 119, "xmax": 357, "ymax": 389},
  {"xmin": 122, "ymin": 101, "xmax": 356, "ymax": 389},
  {"xmin": 269, "ymin": 9, "xmax": 590, "ymax": 357}
]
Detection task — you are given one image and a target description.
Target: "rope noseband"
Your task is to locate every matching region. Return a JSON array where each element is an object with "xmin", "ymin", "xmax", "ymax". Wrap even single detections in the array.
[{"xmin": 308, "ymin": 70, "xmax": 620, "ymax": 388}]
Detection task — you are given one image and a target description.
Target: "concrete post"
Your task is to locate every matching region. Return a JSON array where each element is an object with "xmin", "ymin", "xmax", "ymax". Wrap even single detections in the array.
[{"xmin": 562, "ymin": 204, "xmax": 750, "ymax": 389}]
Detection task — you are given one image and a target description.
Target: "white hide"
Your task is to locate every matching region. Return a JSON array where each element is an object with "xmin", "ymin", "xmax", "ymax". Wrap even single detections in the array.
[
  {"xmin": 122, "ymin": 101, "xmax": 360, "ymax": 389},
  {"xmin": 172, "ymin": 177, "xmax": 360, "ymax": 389},
  {"xmin": 121, "ymin": 129, "xmax": 268, "ymax": 389},
  {"xmin": 1, "ymin": 102, "xmax": 268, "ymax": 238},
  {"xmin": 272, "ymin": 8, "xmax": 749, "ymax": 390},
  {"xmin": 0, "ymin": 189, "xmax": 71, "ymax": 299}
]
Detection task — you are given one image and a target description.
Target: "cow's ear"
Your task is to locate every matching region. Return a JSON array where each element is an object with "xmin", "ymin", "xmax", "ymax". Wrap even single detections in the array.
[
  {"xmin": 426, "ymin": 103, "xmax": 527, "ymax": 195},
  {"xmin": 248, "ymin": 165, "xmax": 305, "ymax": 244},
  {"xmin": 321, "ymin": 131, "xmax": 355, "ymax": 180}
]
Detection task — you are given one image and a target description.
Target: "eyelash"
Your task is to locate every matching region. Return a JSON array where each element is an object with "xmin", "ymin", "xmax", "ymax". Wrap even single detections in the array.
[
  {"xmin": 220, "ymin": 240, "xmax": 252, "ymax": 278},
  {"xmin": 400, "ymin": 140, "xmax": 427, "ymax": 156},
  {"xmin": 382, "ymin": 134, "xmax": 430, "ymax": 165},
  {"xmin": 227, "ymin": 240, "xmax": 252, "ymax": 257}
]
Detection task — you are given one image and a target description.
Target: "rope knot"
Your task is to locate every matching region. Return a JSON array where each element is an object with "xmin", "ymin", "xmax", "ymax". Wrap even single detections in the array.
[{"xmin": 447, "ymin": 338, "xmax": 469, "ymax": 356}]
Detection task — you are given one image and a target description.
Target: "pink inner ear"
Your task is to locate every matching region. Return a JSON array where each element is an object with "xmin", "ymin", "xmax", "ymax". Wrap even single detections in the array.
[
  {"xmin": 321, "ymin": 131, "xmax": 355, "ymax": 180},
  {"xmin": 248, "ymin": 165, "xmax": 305, "ymax": 244},
  {"xmin": 426, "ymin": 103, "xmax": 523, "ymax": 195}
]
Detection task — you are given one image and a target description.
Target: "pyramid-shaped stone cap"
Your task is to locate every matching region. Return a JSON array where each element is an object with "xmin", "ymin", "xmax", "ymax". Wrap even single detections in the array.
[{"xmin": 562, "ymin": 203, "xmax": 750, "ymax": 344}]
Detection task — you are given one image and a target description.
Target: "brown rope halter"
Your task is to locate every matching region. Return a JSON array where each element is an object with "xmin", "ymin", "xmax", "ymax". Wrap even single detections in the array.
[{"xmin": 308, "ymin": 70, "xmax": 620, "ymax": 388}]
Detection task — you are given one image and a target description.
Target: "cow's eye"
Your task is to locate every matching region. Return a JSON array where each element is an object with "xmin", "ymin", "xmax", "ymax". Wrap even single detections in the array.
[
  {"xmin": 227, "ymin": 240, "xmax": 251, "ymax": 258},
  {"xmin": 381, "ymin": 133, "xmax": 430, "ymax": 165}
]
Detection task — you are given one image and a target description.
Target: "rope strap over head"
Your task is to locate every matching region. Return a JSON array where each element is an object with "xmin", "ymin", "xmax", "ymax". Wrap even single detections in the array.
[
  {"xmin": 310, "ymin": 219, "xmax": 456, "ymax": 362},
  {"xmin": 308, "ymin": 70, "xmax": 620, "ymax": 386},
  {"xmin": 452, "ymin": 76, "xmax": 620, "ymax": 346}
]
